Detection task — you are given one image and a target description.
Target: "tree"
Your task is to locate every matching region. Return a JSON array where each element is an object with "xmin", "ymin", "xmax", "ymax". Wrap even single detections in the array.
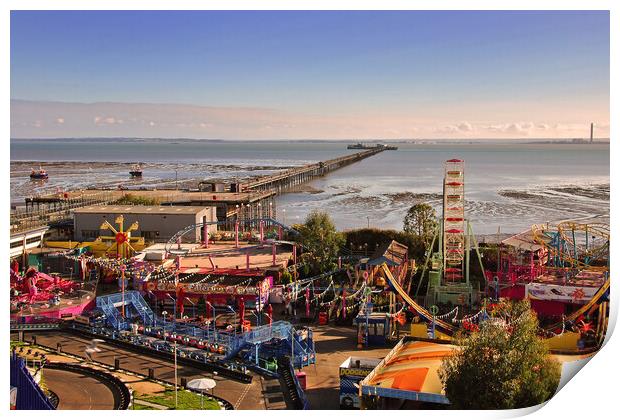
[
  {"xmin": 297, "ymin": 210, "xmax": 344, "ymax": 275},
  {"xmin": 403, "ymin": 203, "xmax": 438, "ymax": 246},
  {"xmin": 280, "ymin": 270, "xmax": 292, "ymax": 285},
  {"xmin": 439, "ymin": 300, "xmax": 561, "ymax": 409}
]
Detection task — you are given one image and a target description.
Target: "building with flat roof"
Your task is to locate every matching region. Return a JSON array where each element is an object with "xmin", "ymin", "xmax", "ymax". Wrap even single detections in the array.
[{"xmin": 73, "ymin": 205, "xmax": 216, "ymax": 243}]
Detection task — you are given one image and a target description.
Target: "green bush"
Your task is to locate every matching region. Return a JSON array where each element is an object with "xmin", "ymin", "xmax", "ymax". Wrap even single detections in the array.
[
  {"xmin": 343, "ymin": 228, "xmax": 427, "ymax": 262},
  {"xmin": 113, "ymin": 193, "xmax": 161, "ymax": 206}
]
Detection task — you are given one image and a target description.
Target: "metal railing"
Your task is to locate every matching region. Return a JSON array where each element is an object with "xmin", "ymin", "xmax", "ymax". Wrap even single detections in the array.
[{"xmin": 11, "ymin": 191, "xmax": 117, "ymax": 234}]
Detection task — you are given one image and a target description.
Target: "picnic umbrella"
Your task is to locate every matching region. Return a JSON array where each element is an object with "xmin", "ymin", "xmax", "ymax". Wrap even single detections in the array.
[{"xmin": 187, "ymin": 377, "xmax": 217, "ymax": 409}]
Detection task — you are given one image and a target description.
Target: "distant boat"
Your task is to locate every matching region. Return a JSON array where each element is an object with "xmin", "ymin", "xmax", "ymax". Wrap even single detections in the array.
[
  {"xmin": 129, "ymin": 164, "xmax": 143, "ymax": 177},
  {"xmin": 29, "ymin": 167, "xmax": 48, "ymax": 180}
]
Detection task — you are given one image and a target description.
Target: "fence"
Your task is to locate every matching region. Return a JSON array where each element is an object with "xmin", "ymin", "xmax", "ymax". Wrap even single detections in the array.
[{"xmin": 10, "ymin": 191, "xmax": 117, "ymax": 234}]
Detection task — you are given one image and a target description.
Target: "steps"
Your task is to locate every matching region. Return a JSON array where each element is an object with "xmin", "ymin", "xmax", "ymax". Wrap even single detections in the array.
[{"xmin": 96, "ymin": 291, "xmax": 155, "ymax": 330}]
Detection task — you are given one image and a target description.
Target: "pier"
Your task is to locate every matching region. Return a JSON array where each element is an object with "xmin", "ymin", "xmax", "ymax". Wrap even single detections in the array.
[
  {"xmin": 11, "ymin": 146, "xmax": 387, "ymax": 234},
  {"xmin": 242, "ymin": 147, "xmax": 385, "ymax": 192}
]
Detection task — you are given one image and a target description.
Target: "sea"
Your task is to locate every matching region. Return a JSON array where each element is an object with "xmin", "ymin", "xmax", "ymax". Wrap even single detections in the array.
[{"xmin": 10, "ymin": 139, "xmax": 610, "ymax": 235}]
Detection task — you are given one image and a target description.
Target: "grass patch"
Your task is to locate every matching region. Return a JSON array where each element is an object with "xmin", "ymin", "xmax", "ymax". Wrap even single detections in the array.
[
  {"xmin": 137, "ymin": 388, "xmax": 220, "ymax": 410},
  {"xmin": 113, "ymin": 193, "xmax": 161, "ymax": 206}
]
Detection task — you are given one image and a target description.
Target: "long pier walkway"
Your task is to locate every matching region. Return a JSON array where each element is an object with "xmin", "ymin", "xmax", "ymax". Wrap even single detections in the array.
[
  {"xmin": 242, "ymin": 147, "xmax": 385, "ymax": 192},
  {"xmin": 11, "ymin": 146, "xmax": 387, "ymax": 234}
]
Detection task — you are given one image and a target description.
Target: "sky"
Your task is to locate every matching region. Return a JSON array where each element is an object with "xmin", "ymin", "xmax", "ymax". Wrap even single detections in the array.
[{"xmin": 10, "ymin": 10, "xmax": 610, "ymax": 140}]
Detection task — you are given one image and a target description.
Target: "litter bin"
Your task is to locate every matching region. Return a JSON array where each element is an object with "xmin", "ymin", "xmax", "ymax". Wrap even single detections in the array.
[{"xmin": 295, "ymin": 371, "xmax": 307, "ymax": 390}]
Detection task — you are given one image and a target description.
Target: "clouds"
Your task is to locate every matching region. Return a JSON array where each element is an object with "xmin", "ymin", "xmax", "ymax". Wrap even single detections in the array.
[
  {"xmin": 94, "ymin": 116, "xmax": 123, "ymax": 125},
  {"xmin": 10, "ymin": 99, "xmax": 610, "ymax": 140}
]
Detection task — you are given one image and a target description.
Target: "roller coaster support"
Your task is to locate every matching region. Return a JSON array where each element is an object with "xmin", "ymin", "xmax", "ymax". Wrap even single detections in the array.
[
  {"xmin": 415, "ymin": 226, "xmax": 438, "ymax": 299},
  {"xmin": 235, "ymin": 221, "xmax": 239, "ymax": 248}
]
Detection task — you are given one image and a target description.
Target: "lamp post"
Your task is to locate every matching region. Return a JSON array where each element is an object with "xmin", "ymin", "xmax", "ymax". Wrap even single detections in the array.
[
  {"xmin": 212, "ymin": 371, "xmax": 218, "ymax": 398},
  {"xmin": 174, "ymin": 339, "xmax": 178, "ymax": 409},
  {"xmin": 367, "ymin": 216, "xmax": 370, "ymax": 229},
  {"xmin": 163, "ymin": 309, "xmax": 178, "ymax": 408},
  {"xmin": 207, "ymin": 301, "xmax": 217, "ymax": 341},
  {"xmin": 162, "ymin": 311, "xmax": 167, "ymax": 341},
  {"xmin": 227, "ymin": 305, "xmax": 237, "ymax": 337}
]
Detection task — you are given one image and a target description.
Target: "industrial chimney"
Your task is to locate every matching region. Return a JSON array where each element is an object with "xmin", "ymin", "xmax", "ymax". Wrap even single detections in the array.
[{"xmin": 590, "ymin": 123, "xmax": 594, "ymax": 143}]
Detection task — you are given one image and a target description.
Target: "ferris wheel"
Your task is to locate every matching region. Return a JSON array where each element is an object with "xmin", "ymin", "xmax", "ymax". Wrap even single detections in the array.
[{"xmin": 443, "ymin": 159, "xmax": 465, "ymax": 282}]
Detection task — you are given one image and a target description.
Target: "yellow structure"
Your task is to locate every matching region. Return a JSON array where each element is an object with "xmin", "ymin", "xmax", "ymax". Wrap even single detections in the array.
[
  {"xmin": 545, "ymin": 332, "xmax": 581, "ymax": 351},
  {"xmin": 45, "ymin": 237, "xmax": 146, "ymax": 257},
  {"xmin": 99, "ymin": 215, "xmax": 140, "ymax": 258},
  {"xmin": 45, "ymin": 214, "xmax": 146, "ymax": 257},
  {"xmin": 410, "ymin": 323, "xmax": 452, "ymax": 341}
]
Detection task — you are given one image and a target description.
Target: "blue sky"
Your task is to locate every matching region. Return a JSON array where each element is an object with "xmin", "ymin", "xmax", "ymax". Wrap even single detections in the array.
[{"xmin": 10, "ymin": 11, "xmax": 610, "ymax": 139}]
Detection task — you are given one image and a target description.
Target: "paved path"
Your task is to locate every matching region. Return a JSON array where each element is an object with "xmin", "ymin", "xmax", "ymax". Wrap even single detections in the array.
[
  {"xmin": 44, "ymin": 368, "xmax": 116, "ymax": 410},
  {"xmin": 299, "ymin": 325, "xmax": 391, "ymax": 410},
  {"xmin": 20, "ymin": 331, "xmax": 266, "ymax": 410},
  {"xmin": 133, "ymin": 399, "xmax": 168, "ymax": 409}
]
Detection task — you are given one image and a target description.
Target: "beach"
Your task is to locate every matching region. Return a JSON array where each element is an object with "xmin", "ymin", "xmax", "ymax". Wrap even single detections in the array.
[{"xmin": 11, "ymin": 139, "xmax": 610, "ymax": 235}]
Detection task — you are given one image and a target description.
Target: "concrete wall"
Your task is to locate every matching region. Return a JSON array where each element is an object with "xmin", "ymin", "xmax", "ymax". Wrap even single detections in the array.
[{"xmin": 74, "ymin": 207, "xmax": 217, "ymax": 243}]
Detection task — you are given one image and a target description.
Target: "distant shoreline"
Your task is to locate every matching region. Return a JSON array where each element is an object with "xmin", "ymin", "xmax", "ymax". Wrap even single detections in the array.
[{"xmin": 9, "ymin": 137, "xmax": 611, "ymax": 145}]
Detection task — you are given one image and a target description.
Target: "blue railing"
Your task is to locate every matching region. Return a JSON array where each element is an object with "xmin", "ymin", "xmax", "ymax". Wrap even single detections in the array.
[{"xmin": 97, "ymin": 291, "xmax": 155, "ymax": 330}]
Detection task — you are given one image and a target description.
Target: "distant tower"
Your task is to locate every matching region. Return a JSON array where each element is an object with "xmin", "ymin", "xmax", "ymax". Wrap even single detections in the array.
[{"xmin": 590, "ymin": 123, "xmax": 594, "ymax": 143}]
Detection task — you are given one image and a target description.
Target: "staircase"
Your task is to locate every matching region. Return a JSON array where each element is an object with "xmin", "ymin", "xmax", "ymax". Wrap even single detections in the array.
[
  {"xmin": 96, "ymin": 291, "xmax": 155, "ymax": 330},
  {"xmin": 131, "ymin": 292, "xmax": 155, "ymax": 326},
  {"xmin": 277, "ymin": 356, "xmax": 310, "ymax": 410},
  {"xmin": 227, "ymin": 321, "xmax": 315, "ymax": 368}
]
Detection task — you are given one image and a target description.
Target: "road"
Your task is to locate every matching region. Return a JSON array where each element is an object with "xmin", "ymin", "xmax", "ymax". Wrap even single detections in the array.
[
  {"xmin": 44, "ymin": 368, "xmax": 116, "ymax": 409},
  {"xmin": 18, "ymin": 331, "xmax": 267, "ymax": 410}
]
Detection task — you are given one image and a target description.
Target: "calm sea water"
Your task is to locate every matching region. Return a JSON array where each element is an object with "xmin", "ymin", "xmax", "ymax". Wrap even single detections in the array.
[{"xmin": 10, "ymin": 139, "xmax": 609, "ymax": 234}]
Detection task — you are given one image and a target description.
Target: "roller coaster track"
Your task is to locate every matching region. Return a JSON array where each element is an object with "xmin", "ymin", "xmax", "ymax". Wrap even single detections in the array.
[
  {"xmin": 545, "ymin": 277, "xmax": 610, "ymax": 331},
  {"xmin": 165, "ymin": 218, "xmax": 300, "ymax": 255},
  {"xmin": 382, "ymin": 261, "xmax": 609, "ymax": 337},
  {"xmin": 378, "ymin": 263, "xmax": 456, "ymax": 334},
  {"xmin": 531, "ymin": 222, "xmax": 609, "ymax": 271}
]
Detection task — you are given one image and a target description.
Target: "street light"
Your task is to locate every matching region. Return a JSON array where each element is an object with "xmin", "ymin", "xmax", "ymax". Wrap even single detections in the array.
[
  {"xmin": 162, "ymin": 310, "xmax": 178, "ymax": 408},
  {"xmin": 367, "ymin": 216, "xmax": 370, "ymax": 228},
  {"xmin": 226, "ymin": 305, "xmax": 237, "ymax": 337},
  {"xmin": 211, "ymin": 303, "xmax": 217, "ymax": 341},
  {"xmin": 162, "ymin": 311, "xmax": 168, "ymax": 341}
]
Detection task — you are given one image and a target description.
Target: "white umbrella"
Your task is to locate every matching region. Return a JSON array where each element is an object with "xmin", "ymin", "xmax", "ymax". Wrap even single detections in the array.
[{"xmin": 187, "ymin": 378, "xmax": 216, "ymax": 409}]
